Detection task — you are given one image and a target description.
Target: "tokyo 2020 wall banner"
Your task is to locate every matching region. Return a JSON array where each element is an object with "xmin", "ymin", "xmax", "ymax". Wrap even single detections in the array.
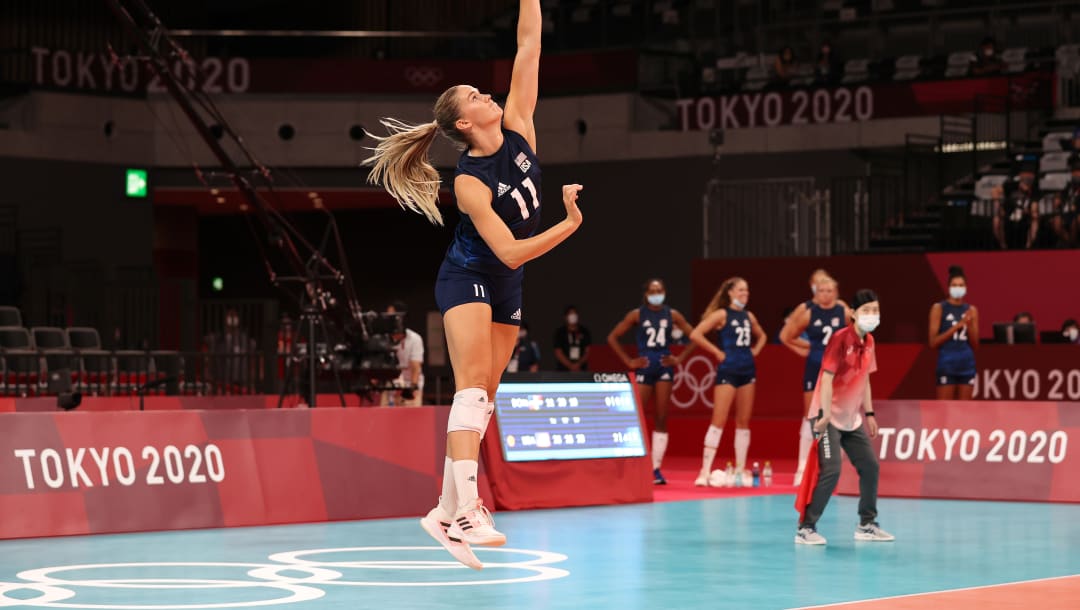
[{"xmin": 836, "ymin": 400, "xmax": 1080, "ymax": 503}]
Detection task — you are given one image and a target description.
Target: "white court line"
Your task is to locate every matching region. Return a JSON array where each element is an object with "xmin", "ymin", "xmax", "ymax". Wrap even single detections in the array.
[{"xmin": 786, "ymin": 573, "xmax": 1080, "ymax": 610}]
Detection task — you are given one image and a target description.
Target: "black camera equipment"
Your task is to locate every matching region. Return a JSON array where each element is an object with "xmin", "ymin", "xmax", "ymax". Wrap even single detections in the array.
[{"xmin": 104, "ymin": 0, "xmax": 402, "ymax": 407}]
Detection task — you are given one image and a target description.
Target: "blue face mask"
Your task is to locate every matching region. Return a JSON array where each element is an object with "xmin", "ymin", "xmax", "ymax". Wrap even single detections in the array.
[{"xmin": 647, "ymin": 293, "xmax": 665, "ymax": 306}]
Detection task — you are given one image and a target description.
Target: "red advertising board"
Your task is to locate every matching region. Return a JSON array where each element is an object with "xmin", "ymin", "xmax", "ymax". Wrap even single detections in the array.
[
  {"xmin": 836, "ymin": 400, "xmax": 1080, "ymax": 503},
  {"xmin": 0, "ymin": 408, "xmax": 494, "ymax": 539},
  {"xmin": 25, "ymin": 47, "xmax": 636, "ymax": 96},
  {"xmin": 676, "ymin": 71, "xmax": 1052, "ymax": 130}
]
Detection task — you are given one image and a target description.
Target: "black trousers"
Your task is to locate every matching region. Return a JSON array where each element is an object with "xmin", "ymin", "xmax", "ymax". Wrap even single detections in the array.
[{"xmin": 800, "ymin": 423, "xmax": 879, "ymax": 529}]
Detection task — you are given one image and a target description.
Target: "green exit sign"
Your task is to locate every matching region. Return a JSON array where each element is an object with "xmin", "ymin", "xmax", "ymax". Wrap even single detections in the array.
[{"xmin": 126, "ymin": 169, "xmax": 148, "ymax": 198}]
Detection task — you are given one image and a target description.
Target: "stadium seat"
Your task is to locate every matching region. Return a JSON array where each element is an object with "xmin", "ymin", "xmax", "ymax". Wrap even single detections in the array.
[
  {"xmin": 1002, "ymin": 47, "xmax": 1028, "ymax": 73},
  {"xmin": 1040, "ymin": 151, "xmax": 1071, "ymax": 173},
  {"xmin": 841, "ymin": 58, "xmax": 871, "ymax": 84},
  {"xmin": 32, "ymin": 327, "xmax": 78, "ymax": 385},
  {"xmin": 742, "ymin": 64, "xmax": 770, "ymax": 91},
  {"xmin": 974, "ymin": 174, "xmax": 1008, "ymax": 200},
  {"xmin": 892, "ymin": 55, "xmax": 922, "ymax": 80},
  {"xmin": 0, "ymin": 326, "xmax": 40, "ymax": 395},
  {"xmin": 1040, "ymin": 172, "xmax": 1070, "ymax": 193},
  {"xmin": 944, "ymin": 51, "xmax": 975, "ymax": 78},
  {"xmin": 66, "ymin": 327, "xmax": 113, "ymax": 395},
  {"xmin": 0, "ymin": 306, "xmax": 22, "ymax": 327},
  {"xmin": 1042, "ymin": 131, "xmax": 1073, "ymax": 152}
]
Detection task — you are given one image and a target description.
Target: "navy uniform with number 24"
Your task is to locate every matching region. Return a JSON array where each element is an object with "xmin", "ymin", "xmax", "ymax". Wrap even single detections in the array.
[{"xmin": 435, "ymin": 128, "xmax": 541, "ymax": 326}]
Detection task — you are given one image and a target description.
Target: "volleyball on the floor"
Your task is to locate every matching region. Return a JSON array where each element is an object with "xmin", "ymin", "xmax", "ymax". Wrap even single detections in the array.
[{"xmin": 708, "ymin": 469, "xmax": 728, "ymax": 487}]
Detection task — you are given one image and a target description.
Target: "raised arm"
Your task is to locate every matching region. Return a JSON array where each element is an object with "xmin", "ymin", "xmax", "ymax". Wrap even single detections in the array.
[
  {"xmin": 455, "ymin": 176, "xmax": 582, "ymax": 270},
  {"xmin": 502, "ymin": 0, "xmax": 542, "ymax": 150}
]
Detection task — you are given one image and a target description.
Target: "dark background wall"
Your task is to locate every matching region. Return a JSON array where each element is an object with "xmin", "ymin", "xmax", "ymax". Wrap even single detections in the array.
[{"xmin": 196, "ymin": 149, "xmax": 879, "ymax": 368}]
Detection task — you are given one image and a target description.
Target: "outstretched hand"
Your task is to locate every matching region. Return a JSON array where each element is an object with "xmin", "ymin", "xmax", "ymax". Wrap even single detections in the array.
[{"xmin": 562, "ymin": 184, "xmax": 583, "ymax": 226}]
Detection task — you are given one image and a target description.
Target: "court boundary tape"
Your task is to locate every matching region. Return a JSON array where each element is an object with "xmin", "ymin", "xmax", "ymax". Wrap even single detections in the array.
[{"xmin": 786, "ymin": 573, "xmax": 1080, "ymax": 609}]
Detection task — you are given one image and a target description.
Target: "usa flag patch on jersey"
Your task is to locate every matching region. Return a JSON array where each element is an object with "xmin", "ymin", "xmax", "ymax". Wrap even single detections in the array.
[{"xmin": 515, "ymin": 152, "xmax": 531, "ymax": 173}]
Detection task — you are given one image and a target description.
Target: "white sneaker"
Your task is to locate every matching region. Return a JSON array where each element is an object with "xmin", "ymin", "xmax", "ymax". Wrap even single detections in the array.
[
  {"xmin": 694, "ymin": 468, "xmax": 710, "ymax": 487},
  {"xmin": 420, "ymin": 503, "xmax": 482, "ymax": 570},
  {"xmin": 795, "ymin": 527, "xmax": 827, "ymax": 545},
  {"xmin": 793, "ymin": 469, "xmax": 804, "ymax": 487},
  {"xmin": 854, "ymin": 522, "xmax": 895, "ymax": 541},
  {"xmin": 452, "ymin": 498, "xmax": 506, "ymax": 547}
]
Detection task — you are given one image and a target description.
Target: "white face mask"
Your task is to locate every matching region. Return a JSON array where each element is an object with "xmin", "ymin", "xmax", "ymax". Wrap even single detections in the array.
[
  {"xmin": 647, "ymin": 293, "xmax": 665, "ymax": 306},
  {"xmin": 731, "ymin": 298, "xmax": 746, "ymax": 309},
  {"xmin": 949, "ymin": 286, "xmax": 966, "ymax": 299},
  {"xmin": 856, "ymin": 314, "xmax": 880, "ymax": 333},
  {"xmin": 1066, "ymin": 328, "xmax": 1079, "ymax": 342},
  {"xmin": 566, "ymin": 313, "xmax": 579, "ymax": 325},
  {"xmin": 810, "ymin": 284, "xmax": 817, "ymax": 296}
]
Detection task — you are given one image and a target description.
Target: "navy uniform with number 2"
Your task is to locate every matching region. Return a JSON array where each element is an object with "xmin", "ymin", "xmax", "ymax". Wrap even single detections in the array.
[
  {"xmin": 804, "ymin": 301, "xmax": 847, "ymax": 391},
  {"xmin": 434, "ymin": 128, "xmax": 541, "ymax": 326},
  {"xmin": 636, "ymin": 305, "xmax": 674, "ymax": 385},
  {"xmin": 716, "ymin": 308, "xmax": 756, "ymax": 387}
]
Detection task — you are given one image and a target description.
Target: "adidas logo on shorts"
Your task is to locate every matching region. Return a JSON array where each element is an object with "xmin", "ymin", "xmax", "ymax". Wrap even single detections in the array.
[
  {"xmin": 497, "ymin": 182, "xmax": 511, "ymax": 197},
  {"xmin": 511, "ymin": 308, "xmax": 522, "ymax": 321}
]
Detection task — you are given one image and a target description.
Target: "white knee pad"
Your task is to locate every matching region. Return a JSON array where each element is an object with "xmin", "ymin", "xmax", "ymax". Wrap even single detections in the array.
[
  {"xmin": 704, "ymin": 425, "xmax": 722, "ymax": 449},
  {"xmin": 481, "ymin": 398, "xmax": 496, "ymax": 436},
  {"xmin": 447, "ymin": 388, "xmax": 489, "ymax": 434},
  {"xmin": 800, "ymin": 418, "xmax": 814, "ymax": 441}
]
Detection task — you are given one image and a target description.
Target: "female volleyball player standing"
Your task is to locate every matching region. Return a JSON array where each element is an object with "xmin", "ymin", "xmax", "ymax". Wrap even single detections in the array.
[
  {"xmin": 689, "ymin": 277, "xmax": 766, "ymax": 487},
  {"xmin": 365, "ymin": 0, "xmax": 583, "ymax": 569},
  {"xmin": 607, "ymin": 278, "xmax": 696, "ymax": 485},
  {"xmin": 929, "ymin": 266, "xmax": 979, "ymax": 400},
  {"xmin": 796, "ymin": 289, "xmax": 894, "ymax": 545},
  {"xmin": 780, "ymin": 274, "xmax": 851, "ymax": 485}
]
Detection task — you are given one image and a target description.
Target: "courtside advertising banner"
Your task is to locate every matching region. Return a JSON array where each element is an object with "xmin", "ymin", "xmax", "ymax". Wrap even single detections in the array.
[
  {"xmin": 836, "ymin": 400, "xmax": 1080, "ymax": 502},
  {"xmin": 0, "ymin": 408, "xmax": 494, "ymax": 539}
]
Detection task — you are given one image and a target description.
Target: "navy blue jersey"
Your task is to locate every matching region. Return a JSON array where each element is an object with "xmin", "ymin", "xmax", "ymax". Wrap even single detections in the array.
[
  {"xmin": 717, "ymin": 308, "xmax": 755, "ymax": 374},
  {"xmin": 636, "ymin": 305, "xmax": 673, "ymax": 364},
  {"xmin": 806, "ymin": 303, "xmax": 847, "ymax": 367},
  {"xmin": 936, "ymin": 301, "xmax": 976, "ymax": 376},
  {"xmin": 445, "ymin": 128, "xmax": 542, "ymax": 277}
]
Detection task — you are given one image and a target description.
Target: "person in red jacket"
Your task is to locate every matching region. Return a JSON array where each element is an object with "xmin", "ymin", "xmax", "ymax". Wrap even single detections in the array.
[{"xmin": 795, "ymin": 289, "xmax": 895, "ymax": 546}]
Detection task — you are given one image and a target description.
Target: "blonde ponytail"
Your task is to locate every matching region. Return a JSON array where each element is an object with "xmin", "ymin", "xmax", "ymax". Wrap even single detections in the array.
[
  {"xmin": 363, "ymin": 117, "xmax": 444, "ymax": 225},
  {"xmin": 703, "ymin": 276, "xmax": 743, "ymax": 321}
]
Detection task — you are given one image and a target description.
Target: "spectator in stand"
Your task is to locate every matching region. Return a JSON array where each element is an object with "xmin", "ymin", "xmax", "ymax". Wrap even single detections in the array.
[
  {"xmin": 814, "ymin": 41, "xmax": 842, "ymax": 85},
  {"xmin": 1014, "ymin": 311, "xmax": 1035, "ymax": 326},
  {"xmin": 1050, "ymin": 154, "xmax": 1080, "ymax": 247},
  {"xmin": 971, "ymin": 36, "xmax": 1004, "ymax": 76},
  {"xmin": 993, "ymin": 163, "xmax": 1040, "ymax": 249},
  {"xmin": 553, "ymin": 305, "xmax": 591, "ymax": 371},
  {"xmin": 774, "ymin": 46, "xmax": 796, "ymax": 84},
  {"xmin": 1063, "ymin": 319, "xmax": 1080, "ymax": 345},
  {"xmin": 507, "ymin": 320, "xmax": 541, "ymax": 373}
]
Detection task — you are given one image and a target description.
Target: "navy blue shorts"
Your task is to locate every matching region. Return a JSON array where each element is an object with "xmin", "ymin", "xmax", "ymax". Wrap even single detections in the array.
[
  {"xmin": 716, "ymin": 369, "xmax": 756, "ymax": 388},
  {"xmin": 804, "ymin": 358, "xmax": 823, "ymax": 392},
  {"xmin": 636, "ymin": 364, "xmax": 674, "ymax": 386},
  {"xmin": 434, "ymin": 260, "xmax": 523, "ymax": 326},
  {"xmin": 937, "ymin": 372, "xmax": 975, "ymax": 386}
]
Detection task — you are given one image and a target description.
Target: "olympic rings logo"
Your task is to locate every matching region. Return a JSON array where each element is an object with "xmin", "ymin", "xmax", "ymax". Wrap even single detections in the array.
[
  {"xmin": 670, "ymin": 354, "xmax": 715, "ymax": 410},
  {"xmin": 0, "ymin": 546, "xmax": 570, "ymax": 608},
  {"xmin": 403, "ymin": 67, "xmax": 444, "ymax": 88}
]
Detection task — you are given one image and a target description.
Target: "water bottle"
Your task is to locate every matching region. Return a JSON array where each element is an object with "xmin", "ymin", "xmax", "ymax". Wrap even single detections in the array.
[
  {"xmin": 724, "ymin": 461, "xmax": 735, "ymax": 487},
  {"xmin": 751, "ymin": 461, "xmax": 761, "ymax": 487},
  {"xmin": 763, "ymin": 461, "xmax": 773, "ymax": 487}
]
